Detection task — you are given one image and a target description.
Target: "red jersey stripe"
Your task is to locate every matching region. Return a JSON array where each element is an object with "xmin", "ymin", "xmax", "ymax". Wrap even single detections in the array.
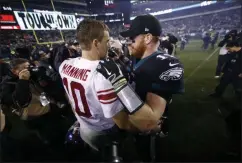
[
  {"xmin": 97, "ymin": 88, "xmax": 114, "ymax": 94},
  {"xmin": 98, "ymin": 92, "xmax": 117, "ymax": 101},
  {"xmin": 100, "ymin": 98, "xmax": 117, "ymax": 104}
]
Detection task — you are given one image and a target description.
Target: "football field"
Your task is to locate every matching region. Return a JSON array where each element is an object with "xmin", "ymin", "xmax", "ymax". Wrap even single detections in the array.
[{"xmin": 157, "ymin": 40, "xmax": 241, "ymax": 161}]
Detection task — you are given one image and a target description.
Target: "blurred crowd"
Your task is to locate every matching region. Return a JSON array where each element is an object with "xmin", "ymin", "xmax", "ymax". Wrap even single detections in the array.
[
  {"xmin": 162, "ymin": 8, "xmax": 240, "ymax": 36},
  {"xmin": 131, "ymin": 1, "xmax": 197, "ymax": 16}
]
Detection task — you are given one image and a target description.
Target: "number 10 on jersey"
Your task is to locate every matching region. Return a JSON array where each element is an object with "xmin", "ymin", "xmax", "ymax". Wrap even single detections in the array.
[{"xmin": 62, "ymin": 77, "xmax": 92, "ymax": 118}]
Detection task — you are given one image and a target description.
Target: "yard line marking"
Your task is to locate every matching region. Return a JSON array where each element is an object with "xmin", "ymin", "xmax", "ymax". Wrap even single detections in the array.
[{"xmin": 185, "ymin": 47, "xmax": 219, "ymax": 83}]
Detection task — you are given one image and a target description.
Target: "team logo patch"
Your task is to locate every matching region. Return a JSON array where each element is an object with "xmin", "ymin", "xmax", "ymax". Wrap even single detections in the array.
[
  {"xmin": 159, "ymin": 67, "xmax": 183, "ymax": 81},
  {"xmin": 156, "ymin": 55, "xmax": 167, "ymax": 60}
]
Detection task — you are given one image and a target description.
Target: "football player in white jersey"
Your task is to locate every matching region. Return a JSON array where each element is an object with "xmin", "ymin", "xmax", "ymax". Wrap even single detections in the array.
[{"xmin": 59, "ymin": 19, "xmax": 164, "ymax": 151}]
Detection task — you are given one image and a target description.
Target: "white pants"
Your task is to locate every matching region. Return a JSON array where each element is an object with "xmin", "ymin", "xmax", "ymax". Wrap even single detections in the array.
[{"xmin": 79, "ymin": 124, "xmax": 120, "ymax": 151}]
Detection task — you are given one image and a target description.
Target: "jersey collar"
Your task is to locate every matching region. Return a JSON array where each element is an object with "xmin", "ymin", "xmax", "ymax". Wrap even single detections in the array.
[{"xmin": 134, "ymin": 51, "xmax": 161, "ymax": 70}]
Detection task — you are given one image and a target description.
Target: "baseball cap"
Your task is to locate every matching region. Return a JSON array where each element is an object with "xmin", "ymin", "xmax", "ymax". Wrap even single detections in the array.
[
  {"xmin": 226, "ymin": 40, "xmax": 240, "ymax": 47},
  {"xmin": 120, "ymin": 14, "xmax": 162, "ymax": 38}
]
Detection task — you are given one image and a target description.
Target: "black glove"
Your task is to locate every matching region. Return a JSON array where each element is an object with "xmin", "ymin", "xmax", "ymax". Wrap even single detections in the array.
[
  {"xmin": 97, "ymin": 58, "xmax": 127, "ymax": 92},
  {"xmin": 97, "ymin": 58, "xmax": 144, "ymax": 114}
]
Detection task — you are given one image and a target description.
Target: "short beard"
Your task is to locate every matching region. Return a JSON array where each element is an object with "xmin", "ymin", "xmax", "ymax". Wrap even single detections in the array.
[{"xmin": 132, "ymin": 40, "xmax": 146, "ymax": 58}]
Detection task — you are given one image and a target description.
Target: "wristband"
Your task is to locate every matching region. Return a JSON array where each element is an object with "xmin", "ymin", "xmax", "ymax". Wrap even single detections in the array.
[
  {"xmin": 112, "ymin": 77, "xmax": 127, "ymax": 92},
  {"xmin": 116, "ymin": 84, "xmax": 144, "ymax": 114}
]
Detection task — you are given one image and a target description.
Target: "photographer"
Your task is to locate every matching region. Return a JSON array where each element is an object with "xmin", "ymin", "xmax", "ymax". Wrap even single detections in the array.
[
  {"xmin": 210, "ymin": 40, "xmax": 242, "ymax": 100},
  {"xmin": 0, "ymin": 58, "xmax": 33, "ymax": 161},
  {"xmin": 0, "ymin": 58, "xmax": 32, "ymax": 111},
  {"xmin": 0, "ymin": 58, "xmax": 68, "ymax": 155},
  {"xmin": 53, "ymin": 43, "xmax": 80, "ymax": 72},
  {"xmin": 214, "ymin": 30, "xmax": 238, "ymax": 78},
  {"xmin": 32, "ymin": 50, "xmax": 68, "ymax": 107},
  {"xmin": 68, "ymin": 40, "xmax": 82, "ymax": 56}
]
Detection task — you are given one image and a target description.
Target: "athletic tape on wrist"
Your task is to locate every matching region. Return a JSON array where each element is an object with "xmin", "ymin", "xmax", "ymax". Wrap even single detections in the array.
[
  {"xmin": 116, "ymin": 84, "xmax": 144, "ymax": 114},
  {"xmin": 113, "ymin": 78, "xmax": 127, "ymax": 92}
]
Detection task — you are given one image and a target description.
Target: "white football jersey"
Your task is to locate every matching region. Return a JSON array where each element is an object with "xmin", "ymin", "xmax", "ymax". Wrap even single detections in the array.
[{"xmin": 59, "ymin": 57, "xmax": 123, "ymax": 131}]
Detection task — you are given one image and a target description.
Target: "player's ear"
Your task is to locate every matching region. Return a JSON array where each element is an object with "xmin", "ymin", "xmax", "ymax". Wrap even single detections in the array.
[
  {"xmin": 93, "ymin": 39, "xmax": 99, "ymax": 49},
  {"xmin": 145, "ymin": 34, "xmax": 153, "ymax": 44}
]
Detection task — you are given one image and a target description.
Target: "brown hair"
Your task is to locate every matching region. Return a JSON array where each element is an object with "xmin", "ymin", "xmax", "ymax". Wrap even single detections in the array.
[
  {"xmin": 9, "ymin": 58, "xmax": 29, "ymax": 70},
  {"xmin": 76, "ymin": 19, "xmax": 109, "ymax": 50}
]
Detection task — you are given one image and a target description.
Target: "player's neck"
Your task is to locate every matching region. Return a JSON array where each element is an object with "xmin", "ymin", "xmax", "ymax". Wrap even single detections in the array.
[
  {"xmin": 82, "ymin": 50, "xmax": 100, "ymax": 61},
  {"xmin": 141, "ymin": 44, "xmax": 159, "ymax": 59}
]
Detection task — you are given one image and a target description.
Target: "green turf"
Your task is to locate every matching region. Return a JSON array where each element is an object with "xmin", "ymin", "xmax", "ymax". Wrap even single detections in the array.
[{"xmin": 158, "ymin": 40, "xmax": 240, "ymax": 161}]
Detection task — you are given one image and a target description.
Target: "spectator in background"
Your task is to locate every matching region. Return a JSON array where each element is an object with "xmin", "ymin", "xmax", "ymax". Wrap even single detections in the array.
[
  {"xmin": 215, "ymin": 41, "xmax": 228, "ymax": 78},
  {"xmin": 180, "ymin": 35, "xmax": 187, "ymax": 51},
  {"xmin": 202, "ymin": 33, "xmax": 211, "ymax": 50},
  {"xmin": 210, "ymin": 41, "xmax": 242, "ymax": 99},
  {"xmin": 210, "ymin": 31, "xmax": 219, "ymax": 49}
]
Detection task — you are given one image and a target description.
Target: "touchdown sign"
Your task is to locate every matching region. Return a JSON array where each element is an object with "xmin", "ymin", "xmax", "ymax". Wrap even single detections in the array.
[{"xmin": 13, "ymin": 11, "xmax": 77, "ymax": 30}]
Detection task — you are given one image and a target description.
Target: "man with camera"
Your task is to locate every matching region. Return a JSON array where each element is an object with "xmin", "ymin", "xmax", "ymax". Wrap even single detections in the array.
[
  {"xmin": 0, "ymin": 58, "xmax": 52, "ymax": 120},
  {"xmin": 0, "ymin": 58, "xmax": 68, "ymax": 160},
  {"xmin": 0, "ymin": 58, "xmax": 32, "ymax": 161},
  {"xmin": 0, "ymin": 58, "xmax": 32, "ymax": 110}
]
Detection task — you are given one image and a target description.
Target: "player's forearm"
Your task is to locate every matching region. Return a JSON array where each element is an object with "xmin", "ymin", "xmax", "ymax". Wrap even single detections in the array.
[
  {"xmin": 116, "ymin": 85, "xmax": 162, "ymax": 131},
  {"xmin": 145, "ymin": 93, "xmax": 167, "ymax": 120},
  {"xmin": 129, "ymin": 104, "xmax": 161, "ymax": 131}
]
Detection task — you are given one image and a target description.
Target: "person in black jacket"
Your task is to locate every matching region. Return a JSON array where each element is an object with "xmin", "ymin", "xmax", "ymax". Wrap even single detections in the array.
[
  {"xmin": 1, "ymin": 58, "xmax": 32, "ymax": 111},
  {"xmin": 214, "ymin": 30, "xmax": 238, "ymax": 78},
  {"xmin": 53, "ymin": 44, "xmax": 80, "ymax": 72},
  {"xmin": 0, "ymin": 61, "xmax": 10, "ymax": 83},
  {"xmin": 0, "ymin": 58, "xmax": 32, "ymax": 161},
  {"xmin": 160, "ymin": 34, "xmax": 178, "ymax": 55},
  {"xmin": 210, "ymin": 40, "xmax": 242, "ymax": 99}
]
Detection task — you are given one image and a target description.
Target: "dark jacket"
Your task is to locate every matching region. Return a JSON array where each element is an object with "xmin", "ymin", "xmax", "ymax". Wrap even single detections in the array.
[
  {"xmin": 222, "ymin": 49, "xmax": 242, "ymax": 75},
  {"xmin": 0, "ymin": 74, "xmax": 32, "ymax": 111},
  {"xmin": 0, "ymin": 62, "xmax": 10, "ymax": 83}
]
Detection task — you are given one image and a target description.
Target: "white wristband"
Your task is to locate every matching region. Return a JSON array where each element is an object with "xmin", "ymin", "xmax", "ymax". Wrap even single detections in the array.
[{"xmin": 117, "ymin": 84, "xmax": 144, "ymax": 114}]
